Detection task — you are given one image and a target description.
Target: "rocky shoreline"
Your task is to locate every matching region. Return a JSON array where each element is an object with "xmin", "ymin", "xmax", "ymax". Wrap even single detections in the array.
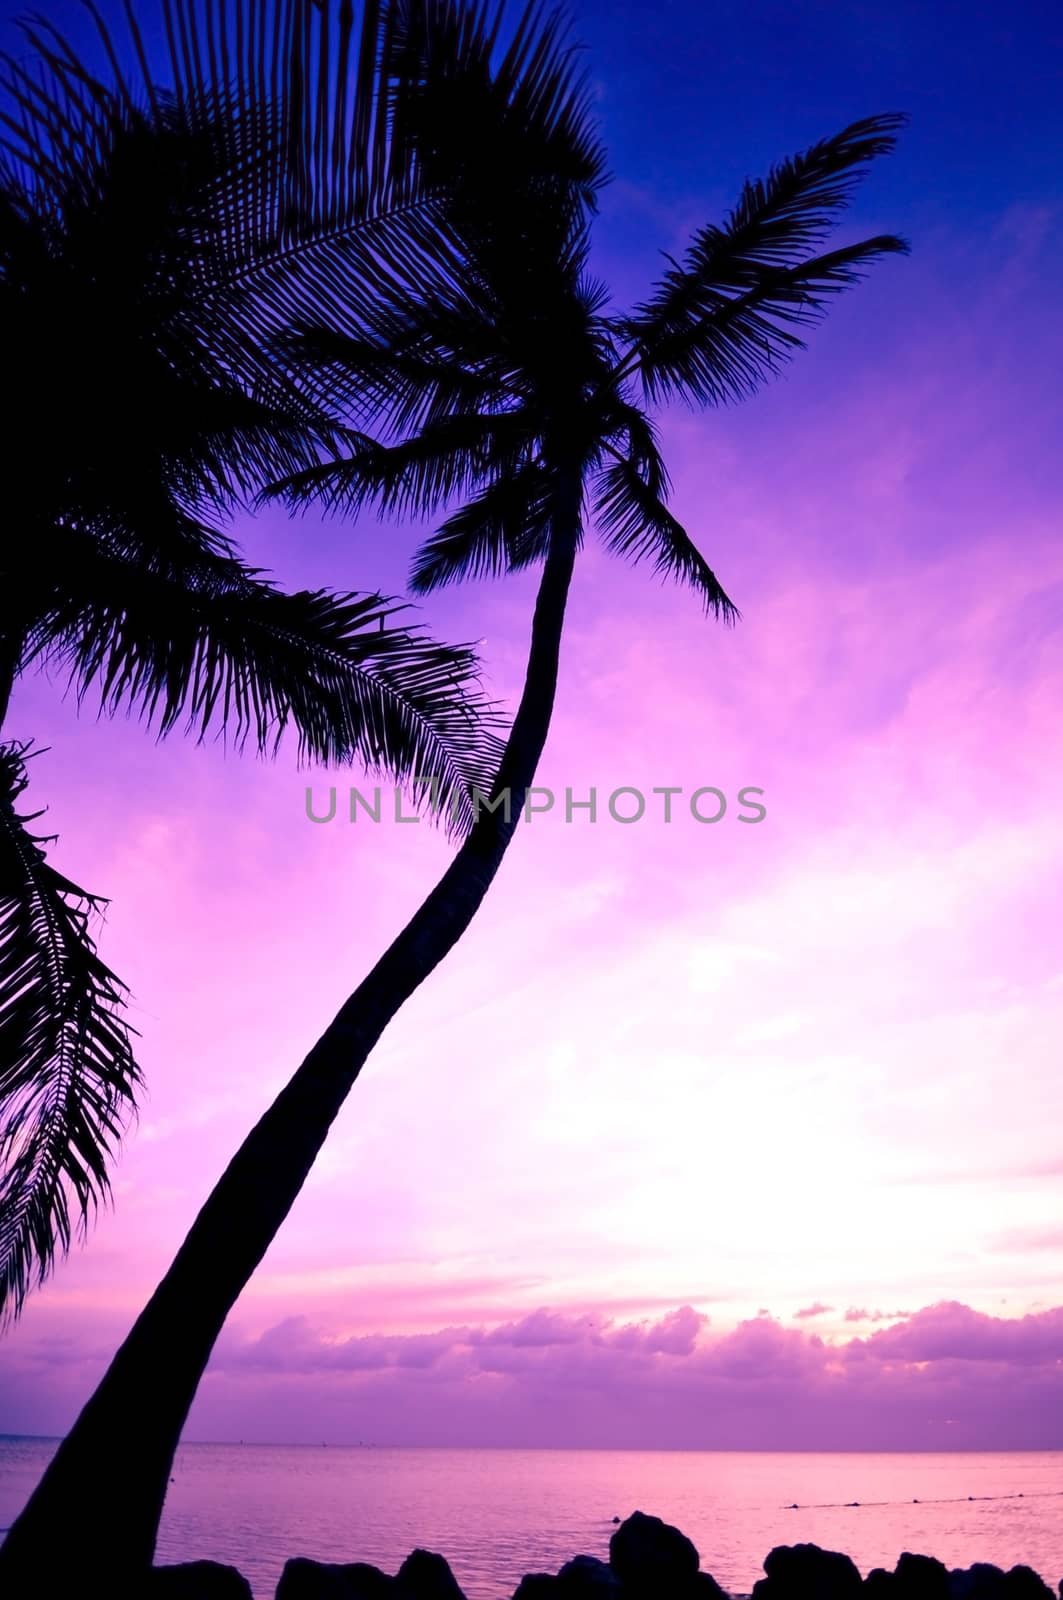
[{"xmin": 147, "ymin": 1510, "xmax": 1063, "ymax": 1599}]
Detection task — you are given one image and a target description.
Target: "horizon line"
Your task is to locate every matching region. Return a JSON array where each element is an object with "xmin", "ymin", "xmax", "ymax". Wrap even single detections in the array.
[{"xmin": 2, "ymin": 1434, "xmax": 1061, "ymax": 1456}]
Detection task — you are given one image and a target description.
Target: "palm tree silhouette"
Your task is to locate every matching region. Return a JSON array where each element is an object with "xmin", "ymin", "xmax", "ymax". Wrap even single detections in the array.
[
  {"xmin": 0, "ymin": 0, "xmax": 906, "ymax": 1589},
  {"xmin": 0, "ymin": 0, "xmax": 503, "ymax": 1327}
]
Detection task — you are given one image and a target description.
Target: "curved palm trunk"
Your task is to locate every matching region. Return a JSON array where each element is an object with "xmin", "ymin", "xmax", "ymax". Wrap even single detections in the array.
[
  {"xmin": 0, "ymin": 487, "xmax": 581, "ymax": 1593},
  {"xmin": 0, "ymin": 631, "xmax": 19, "ymax": 731}
]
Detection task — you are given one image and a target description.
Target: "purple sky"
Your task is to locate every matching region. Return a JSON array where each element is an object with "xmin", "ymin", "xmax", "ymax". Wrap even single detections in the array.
[{"xmin": 1, "ymin": 0, "xmax": 1062, "ymax": 1449}]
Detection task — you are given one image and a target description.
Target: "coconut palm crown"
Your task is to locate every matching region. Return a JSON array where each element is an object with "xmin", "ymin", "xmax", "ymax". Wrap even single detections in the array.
[
  {"xmin": 0, "ymin": 0, "xmax": 506, "ymax": 1323},
  {"xmin": 274, "ymin": 102, "xmax": 907, "ymax": 633}
]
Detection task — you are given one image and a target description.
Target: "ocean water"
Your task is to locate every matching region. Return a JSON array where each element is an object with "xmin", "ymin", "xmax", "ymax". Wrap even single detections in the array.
[{"xmin": 2, "ymin": 1440, "xmax": 1062, "ymax": 1598}]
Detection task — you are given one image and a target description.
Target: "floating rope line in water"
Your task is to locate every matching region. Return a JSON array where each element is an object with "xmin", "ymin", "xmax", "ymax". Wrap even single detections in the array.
[{"xmin": 782, "ymin": 1490, "xmax": 1063, "ymax": 1510}]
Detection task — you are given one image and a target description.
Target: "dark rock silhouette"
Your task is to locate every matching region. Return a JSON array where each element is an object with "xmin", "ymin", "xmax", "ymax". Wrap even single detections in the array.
[
  {"xmin": 556, "ymin": 1553, "xmax": 622, "ymax": 1593},
  {"xmin": 863, "ymin": 1552, "xmax": 952, "ymax": 1597},
  {"xmin": 276, "ymin": 1558, "xmax": 398, "ymax": 1597},
  {"xmin": 691, "ymin": 1576, "xmax": 730, "ymax": 1598},
  {"xmin": 894, "ymin": 1552, "xmax": 950, "ymax": 1598},
  {"xmin": 948, "ymin": 1565, "xmax": 1055, "ymax": 1599},
  {"xmin": 753, "ymin": 1542, "xmax": 862, "ymax": 1598},
  {"xmin": 950, "ymin": 1564, "xmax": 1011, "ymax": 1599},
  {"xmin": 149, "ymin": 1517, "xmax": 1063, "ymax": 1600},
  {"xmin": 396, "ymin": 1549, "xmax": 466, "ymax": 1598},
  {"xmin": 275, "ymin": 1549, "xmax": 469, "ymax": 1598},
  {"xmin": 1001, "ymin": 1566, "xmax": 1057, "ymax": 1600},
  {"xmin": 147, "ymin": 1561, "xmax": 253, "ymax": 1598},
  {"xmin": 609, "ymin": 1509, "xmax": 700, "ymax": 1592}
]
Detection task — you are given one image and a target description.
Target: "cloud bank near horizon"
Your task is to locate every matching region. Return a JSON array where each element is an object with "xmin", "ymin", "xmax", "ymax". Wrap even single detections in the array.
[{"xmin": 3, "ymin": 1300, "xmax": 1061, "ymax": 1451}]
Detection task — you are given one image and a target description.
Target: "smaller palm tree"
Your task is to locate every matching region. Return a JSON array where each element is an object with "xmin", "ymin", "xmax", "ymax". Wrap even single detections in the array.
[{"xmin": 0, "ymin": 0, "xmax": 502, "ymax": 1324}]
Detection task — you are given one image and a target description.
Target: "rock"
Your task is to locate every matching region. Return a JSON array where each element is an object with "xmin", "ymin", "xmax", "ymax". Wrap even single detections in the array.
[
  {"xmin": 949, "ymin": 1567, "xmax": 1008, "ymax": 1599},
  {"xmin": 148, "ymin": 1563, "xmax": 253, "ymax": 1598},
  {"xmin": 396, "ymin": 1549, "xmax": 466, "ymax": 1599},
  {"xmin": 1004, "ymin": 1571, "xmax": 1055, "ymax": 1600},
  {"xmin": 276, "ymin": 1557, "xmax": 397, "ymax": 1598},
  {"xmin": 609, "ymin": 1510, "xmax": 700, "ymax": 1592},
  {"xmin": 556, "ymin": 1555, "xmax": 621, "ymax": 1594},
  {"xmin": 753, "ymin": 1543, "xmax": 862, "ymax": 1599},
  {"xmin": 513, "ymin": 1579, "xmax": 561, "ymax": 1598},
  {"xmin": 691, "ymin": 1573, "xmax": 731, "ymax": 1598},
  {"xmin": 893, "ymin": 1553, "xmax": 950, "ymax": 1598},
  {"xmin": 863, "ymin": 1572, "xmax": 897, "ymax": 1597}
]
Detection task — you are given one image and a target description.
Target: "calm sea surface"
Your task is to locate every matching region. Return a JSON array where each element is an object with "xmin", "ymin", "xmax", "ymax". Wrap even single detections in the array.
[{"xmin": 2, "ymin": 1440, "xmax": 1061, "ymax": 1598}]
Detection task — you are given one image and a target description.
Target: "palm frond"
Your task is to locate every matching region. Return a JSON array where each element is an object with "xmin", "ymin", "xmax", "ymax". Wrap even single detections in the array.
[
  {"xmin": 606, "ymin": 402, "xmax": 670, "ymax": 497},
  {"xmin": 271, "ymin": 406, "xmax": 536, "ymax": 518},
  {"xmin": 0, "ymin": 742, "xmax": 139, "ymax": 1326},
  {"xmin": 261, "ymin": 0, "xmax": 606, "ymax": 422},
  {"xmin": 387, "ymin": 0, "xmax": 607, "ymax": 239},
  {"xmin": 0, "ymin": 18, "xmax": 354, "ymax": 564},
  {"xmin": 409, "ymin": 461, "xmax": 555, "ymax": 592},
  {"xmin": 23, "ymin": 528, "xmax": 503, "ymax": 831},
  {"xmin": 274, "ymin": 314, "xmax": 515, "ymax": 436},
  {"xmin": 618, "ymin": 114, "xmax": 908, "ymax": 405},
  {"xmin": 594, "ymin": 456, "xmax": 738, "ymax": 619},
  {"xmin": 0, "ymin": 1, "xmax": 451, "ymax": 338}
]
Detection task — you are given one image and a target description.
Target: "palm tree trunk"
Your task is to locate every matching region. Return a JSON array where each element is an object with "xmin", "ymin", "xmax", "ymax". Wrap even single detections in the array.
[
  {"xmin": 0, "ymin": 483, "xmax": 581, "ymax": 1593},
  {"xmin": 0, "ymin": 634, "xmax": 18, "ymax": 732}
]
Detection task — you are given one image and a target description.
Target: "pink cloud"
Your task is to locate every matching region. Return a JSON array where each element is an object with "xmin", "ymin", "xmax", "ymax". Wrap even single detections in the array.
[
  {"xmin": 644, "ymin": 1306, "xmax": 704, "ymax": 1355},
  {"xmin": 859, "ymin": 1302, "xmax": 1063, "ymax": 1365},
  {"xmin": 482, "ymin": 1309, "xmax": 592, "ymax": 1348}
]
